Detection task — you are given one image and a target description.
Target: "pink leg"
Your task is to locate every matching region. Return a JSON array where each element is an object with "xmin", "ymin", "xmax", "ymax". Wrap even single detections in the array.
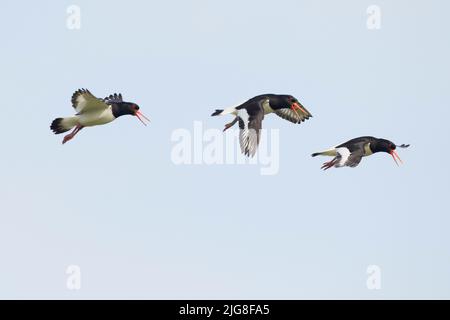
[
  {"xmin": 62, "ymin": 125, "xmax": 83, "ymax": 144},
  {"xmin": 321, "ymin": 158, "xmax": 337, "ymax": 170},
  {"xmin": 223, "ymin": 117, "xmax": 238, "ymax": 132}
]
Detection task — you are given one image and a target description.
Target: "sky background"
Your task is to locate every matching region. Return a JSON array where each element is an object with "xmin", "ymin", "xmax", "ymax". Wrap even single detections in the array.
[{"xmin": 0, "ymin": 0, "xmax": 449, "ymax": 299}]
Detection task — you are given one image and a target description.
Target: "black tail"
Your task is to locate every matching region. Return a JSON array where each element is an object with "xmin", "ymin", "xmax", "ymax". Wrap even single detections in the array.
[
  {"xmin": 211, "ymin": 109, "xmax": 223, "ymax": 116},
  {"xmin": 50, "ymin": 118, "xmax": 70, "ymax": 134}
]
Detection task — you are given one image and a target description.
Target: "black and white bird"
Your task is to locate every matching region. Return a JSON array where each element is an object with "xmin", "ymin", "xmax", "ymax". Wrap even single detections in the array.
[
  {"xmin": 211, "ymin": 94, "xmax": 312, "ymax": 157},
  {"xmin": 50, "ymin": 89, "xmax": 150, "ymax": 144},
  {"xmin": 312, "ymin": 136, "xmax": 410, "ymax": 170}
]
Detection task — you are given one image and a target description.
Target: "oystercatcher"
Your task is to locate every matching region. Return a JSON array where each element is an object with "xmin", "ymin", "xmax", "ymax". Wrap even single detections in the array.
[
  {"xmin": 312, "ymin": 136, "xmax": 410, "ymax": 170},
  {"xmin": 211, "ymin": 94, "xmax": 312, "ymax": 157},
  {"xmin": 50, "ymin": 89, "xmax": 150, "ymax": 144}
]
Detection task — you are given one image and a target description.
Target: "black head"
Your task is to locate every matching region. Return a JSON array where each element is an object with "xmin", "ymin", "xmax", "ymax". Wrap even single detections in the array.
[
  {"xmin": 269, "ymin": 94, "xmax": 297, "ymax": 110},
  {"xmin": 111, "ymin": 102, "xmax": 150, "ymax": 125},
  {"xmin": 104, "ymin": 93, "xmax": 150, "ymax": 125},
  {"xmin": 373, "ymin": 138, "xmax": 404, "ymax": 165},
  {"xmin": 267, "ymin": 94, "xmax": 308, "ymax": 116},
  {"xmin": 112, "ymin": 102, "xmax": 140, "ymax": 117},
  {"xmin": 374, "ymin": 138, "xmax": 396, "ymax": 153}
]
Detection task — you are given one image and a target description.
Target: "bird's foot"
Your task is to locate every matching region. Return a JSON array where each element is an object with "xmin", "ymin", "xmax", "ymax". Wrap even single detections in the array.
[
  {"xmin": 62, "ymin": 125, "xmax": 83, "ymax": 144},
  {"xmin": 223, "ymin": 124, "xmax": 233, "ymax": 132},
  {"xmin": 62, "ymin": 133, "xmax": 74, "ymax": 144},
  {"xmin": 223, "ymin": 118, "xmax": 238, "ymax": 132},
  {"xmin": 321, "ymin": 160, "xmax": 337, "ymax": 170}
]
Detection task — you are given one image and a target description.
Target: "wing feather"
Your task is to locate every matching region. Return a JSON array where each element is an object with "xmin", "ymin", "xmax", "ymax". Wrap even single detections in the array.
[
  {"xmin": 274, "ymin": 105, "xmax": 312, "ymax": 124},
  {"xmin": 71, "ymin": 89, "xmax": 108, "ymax": 114},
  {"xmin": 237, "ymin": 100, "xmax": 265, "ymax": 157},
  {"xmin": 103, "ymin": 93, "xmax": 123, "ymax": 105}
]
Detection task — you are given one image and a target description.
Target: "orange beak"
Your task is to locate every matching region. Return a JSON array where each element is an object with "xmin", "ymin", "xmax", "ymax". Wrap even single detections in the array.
[
  {"xmin": 390, "ymin": 150, "xmax": 403, "ymax": 166},
  {"xmin": 291, "ymin": 102, "xmax": 307, "ymax": 116},
  {"xmin": 135, "ymin": 110, "xmax": 150, "ymax": 126}
]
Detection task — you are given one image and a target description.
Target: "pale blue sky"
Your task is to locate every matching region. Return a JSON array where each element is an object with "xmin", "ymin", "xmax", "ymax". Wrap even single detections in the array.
[{"xmin": 0, "ymin": 0, "xmax": 449, "ymax": 299}]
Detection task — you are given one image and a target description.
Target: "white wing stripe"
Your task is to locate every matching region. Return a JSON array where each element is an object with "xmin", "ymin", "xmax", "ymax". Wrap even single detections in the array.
[
  {"xmin": 335, "ymin": 147, "xmax": 351, "ymax": 167},
  {"xmin": 237, "ymin": 109, "xmax": 259, "ymax": 157}
]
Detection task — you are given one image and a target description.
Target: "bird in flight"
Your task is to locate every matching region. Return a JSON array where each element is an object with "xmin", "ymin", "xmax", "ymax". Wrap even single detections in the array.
[
  {"xmin": 211, "ymin": 94, "xmax": 312, "ymax": 157},
  {"xmin": 50, "ymin": 89, "xmax": 150, "ymax": 144},
  {"xmin": 312, "ymin": 136, "xmax": 410, "ymax": 170}
]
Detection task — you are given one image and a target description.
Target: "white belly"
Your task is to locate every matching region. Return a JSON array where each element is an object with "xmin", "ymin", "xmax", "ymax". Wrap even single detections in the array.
[{"xmin": 78, "ymin": 108, "xmax": 115, "ymax": 127}]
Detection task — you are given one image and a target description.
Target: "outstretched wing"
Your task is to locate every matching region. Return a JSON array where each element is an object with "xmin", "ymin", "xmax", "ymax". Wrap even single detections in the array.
[
  {"xmin": 237, "ymin": 100, "xmax": 265, "ymax": 157},
  {"xmin": 103, "ymin": 93, "xmax": 123, "ymax": 105},
  {"xmin": 71, "ymin": 89, "xmax": 109, "ymax": 114},
  {"xmin": 343, "ymin": 149, "xmax": 364, "ymax": 167},
  {"xmin": 273, "ymin": 102, "xmax": 312, "ymax": 124}
]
